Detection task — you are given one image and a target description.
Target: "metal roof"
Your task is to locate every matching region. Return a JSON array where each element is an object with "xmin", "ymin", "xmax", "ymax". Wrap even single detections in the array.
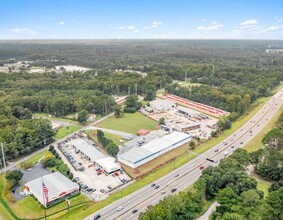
[
  {"xmin": 70, "ymin": 139, "xmax": 105, "ymax": 161},
  {"xmin": 25, "ymin": 172, "xmax": 79, "ymax": 205},
  {"xmin": 118, "ymin": 131, "xmax": 191, "ymax": 165}
]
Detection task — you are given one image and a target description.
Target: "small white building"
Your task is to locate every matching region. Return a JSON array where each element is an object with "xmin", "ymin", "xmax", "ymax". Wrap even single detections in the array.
[{"xmin": 96, "ymin": 157, "xmax": 121, "ymax": 174}]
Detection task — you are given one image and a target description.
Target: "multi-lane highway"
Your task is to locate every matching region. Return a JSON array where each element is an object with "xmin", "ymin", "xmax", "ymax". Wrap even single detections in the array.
[{"xmin": 85, "ymin": 89, "xmax": 283, "ymax": 220}]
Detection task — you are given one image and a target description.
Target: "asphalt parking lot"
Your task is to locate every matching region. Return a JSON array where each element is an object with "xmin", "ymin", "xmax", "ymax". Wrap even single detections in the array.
[
  {"xmin": 12, "ymin": 164, "xmax": 51, "ymax": 201},
  {"xmin": 57, "ymin": 135, "xmax": 131, "ymax": 201}
]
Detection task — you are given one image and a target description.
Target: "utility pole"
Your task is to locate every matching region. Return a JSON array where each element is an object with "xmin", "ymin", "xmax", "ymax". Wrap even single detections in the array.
[
  {"xmin": 185, "ymin": 71, "xmax": 187, "ymax": 82},
  {"xmin": 1, "ymin": 142, "xmax": 6, "ymax": 174},
  {"xmin": 212, "ymin": 65, "xmax": 215, "ymax": 74},
  {"xmin": 135, "ymin": 83, "xmax": 138, "ymax": 95},
  {"xmin": 105, "ymin": 101, "xmax": 107, "ymax": 116}
]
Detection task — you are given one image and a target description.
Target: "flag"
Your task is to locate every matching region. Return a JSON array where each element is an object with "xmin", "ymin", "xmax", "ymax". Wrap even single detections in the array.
[{"xmin": 42, "ymin": 181, "xmax": 49, "ymax": 206}]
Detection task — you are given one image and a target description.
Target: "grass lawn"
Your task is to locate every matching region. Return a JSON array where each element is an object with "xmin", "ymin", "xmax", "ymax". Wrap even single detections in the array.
[
  {"xmin": 96, "ymin": 112, "xmax": 158, "ymax": 134},
  {"xmin": 257, "ymin": 180, "xmax": 271, "ymax": 198},
  {"xmin": 85, "ymin": 130, "xmax": 122, "ymax": 146},
  {"xmin": 34, "ymin": 113, "xmax": 80, "ymax": 126},
  {"xmin": 55, "ymin": 125, "xmax": 81, "ymax": 139},
  {"xmin": 17, "ymin": 150, "xmax": 52, "ymax": 168}
]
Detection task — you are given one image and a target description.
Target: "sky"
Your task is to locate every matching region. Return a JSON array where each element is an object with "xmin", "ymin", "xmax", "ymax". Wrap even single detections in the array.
[{"xmin": 1, "ymin": 0, "xmax": 283, "ymax": 40}]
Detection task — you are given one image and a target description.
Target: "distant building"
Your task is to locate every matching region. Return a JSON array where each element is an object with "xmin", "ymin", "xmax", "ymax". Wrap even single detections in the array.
[
  {"xmin": 150, "ymin": 99, "xmax": 176, "ymax": 111},
  {"xmin": 137, "ymin": 129, "xmax": 150, "ymax": 136},
  {"xmin": 173, "ymin": 122, "xmax": 201, "ymax": 133},
  {"xmin": 25, "ymin": 172, "xmax": 79, "ymax": 207}
]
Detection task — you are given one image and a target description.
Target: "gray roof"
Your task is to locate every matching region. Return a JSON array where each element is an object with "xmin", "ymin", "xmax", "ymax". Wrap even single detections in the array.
[
  {"xmin": 178, "ymin": 106, "xmax": 200, "ymax": 115},
  {"xmin": 26, "ymin": 172, "xmax": 79, "ymax": 205},
  {"xmin": 70, "ymin": 139, "xmax": 105, "ymax": 161}
]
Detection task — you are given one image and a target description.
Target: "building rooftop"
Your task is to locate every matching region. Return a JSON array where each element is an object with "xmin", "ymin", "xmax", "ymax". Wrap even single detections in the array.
[
  {"xmin": 96, "ymin": 157, "xmax": 121, "ymax": 173},
  {"xmin": 25, "ymin": 172, "xmax": 79, "ymax": 205},
  {"xmin": 118, "ymin": 131, "xmax": 191, "ymax": 165},
  {"xmin": 178, "ymin": 106, "xmax": 200, "ymax": 116},
  {"xmin": 70, "ymin": 139, "xmax": 105, "ymax": 161}
]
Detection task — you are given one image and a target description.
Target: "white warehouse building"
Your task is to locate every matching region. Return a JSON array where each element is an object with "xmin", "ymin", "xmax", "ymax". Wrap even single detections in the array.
[{"xmin": 117, "ymin": 131, "xmax": 191, "ymax": 168}]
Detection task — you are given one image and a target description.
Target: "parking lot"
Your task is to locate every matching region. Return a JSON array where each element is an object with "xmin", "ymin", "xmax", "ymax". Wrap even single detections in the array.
[
  {"xmin": 141, "ymin": 105, "xmax": 218, "ymax": 139},
  {"xmin": 57, "ymin": 134, "xmax": 131, "ymax": 201}
]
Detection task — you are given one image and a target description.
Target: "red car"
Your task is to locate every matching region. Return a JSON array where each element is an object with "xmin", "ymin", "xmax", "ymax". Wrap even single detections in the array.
[{"xmin": 200, "ymin": 166, "xmax": 205, "ymax": 170}]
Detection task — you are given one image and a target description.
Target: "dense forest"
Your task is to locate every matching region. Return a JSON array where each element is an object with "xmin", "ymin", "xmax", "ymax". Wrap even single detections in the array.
[
  {"xmin": 139, "ymin": 113, "xmax": 283, "ymax": 220},
  {"xmin": 0, "ymin": 39, "xmax": 283, "ymax": 162}
]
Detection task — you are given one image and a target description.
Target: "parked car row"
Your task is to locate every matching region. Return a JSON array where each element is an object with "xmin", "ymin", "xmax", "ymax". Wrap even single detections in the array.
[{"xmin": 58, "ymin": 145, "xmax": 85, "ymax": 171}]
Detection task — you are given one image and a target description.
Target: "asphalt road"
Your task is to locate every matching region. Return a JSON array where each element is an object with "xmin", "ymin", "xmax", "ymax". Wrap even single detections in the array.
[{"xmin": 85, "ymin": 88, "xmax": 283, "ymax": 220}]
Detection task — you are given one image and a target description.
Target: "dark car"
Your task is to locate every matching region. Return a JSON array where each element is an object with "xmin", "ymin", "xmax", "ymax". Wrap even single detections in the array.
[
  {"xmin": 240, "ymin": 142, "xmax": 243, "ymax": 144},
  {"xmin": 93, "ymin": 214, "xmax": 101, "ymax": 220},
  {"xmin": 132, "ymin": 209, "xmax": 138, "ymax": 214},
  {"xmin": 200, "ymin": 166, "xmax": 205, "ymax": 170},
  {"xmin": 214, "ymin": 149, "xmax": 219, "ymax": 152},
  {"xmin": 154, "ymin": 185, "xmax": 160, "ymax": 189},
  {"xmin": 171, "ymin": 188, "xmax": 177, "ymax": 193},
  {"xmin": 174, "ymin": 174, "xmax": 179, "ymax": 178},
  {"xmin": 151, "ymin": 183, "xmax": 156, "ymax": 187}
]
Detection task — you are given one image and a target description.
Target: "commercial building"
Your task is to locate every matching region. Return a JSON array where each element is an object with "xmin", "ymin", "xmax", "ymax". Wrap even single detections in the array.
[
  {"xmin": 149, "ymin": 99, "xmax": 176, "ymax": 111},
  {"xmin": 69, "ymin": 139, "xmax": 121, "ymax": 174},
  {"xmin": 118, "ymin": 131, "xmax": 191, "ymax": 168},
  {"xmin": 173, "ymin": 122, "xmax": 201, "ymax": 133},
  {"xmin": 25, "ymin": 172, "xmax": 79, "ymax": 207}
]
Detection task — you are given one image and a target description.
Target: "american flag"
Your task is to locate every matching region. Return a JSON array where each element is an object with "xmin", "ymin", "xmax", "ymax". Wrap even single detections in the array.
[{"xmin": 42, "ymin": 181, "xmax": 49, "ymax": 206}]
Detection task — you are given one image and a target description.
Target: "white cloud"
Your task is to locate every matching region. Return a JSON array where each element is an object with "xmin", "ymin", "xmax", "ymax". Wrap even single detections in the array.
[
  {"xmin": 264, "ymin": 25, "xmax": 283, "ymax": 32},
  {"xmin": 277, "ymin": 19, "xmax": 283, "ymax": 23},
  {"xmin": 233, "ymin": 19, "xmax": 283, "ymax": 34},
  {"xmin": 58, "ymin": 21, "xmax": 65, "ymax": 25},
  {"xmin": 196, "ymin": 26, "xmax": 206, "ymax": 30},
  {"xmin": 151, "ymin": 21, "xmax": 163, "ymax": 28},
  {"xmin": 240, "ymin": 19, "xmax": 258, "ymax": 29},
  {"xmin": 119, "ymin": 25, "xmax": 136, "ymax": 30},
  {"xmin": 134, "ymin": 29, "xmax": 140, "ymax": 33},
  {"xmin": 10, "ymin": 28, "xmax": 38, "ymax": 36},
  {"xmin": 196, "ymin": 21, "xmax": 223, "ymax": 31},
  {"xmin": 144, "ymin": 21, "xmax": 163, "ymax": 29}
]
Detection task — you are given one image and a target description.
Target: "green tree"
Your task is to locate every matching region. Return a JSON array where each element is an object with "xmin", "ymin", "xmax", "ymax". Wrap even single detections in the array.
[
  {"xmin": 77, "ymin": 109, "xmax": 88, "ymax": 123},
  {"xmin": 5, "ymin": 169, "xmax": 24, "ymax": 183},
  {"xmin": 106, "ymin": 141, "xmax": 119, "ymax": 156},
  {"xmin": 97, "ymin": 129, "xmax": 105, "ymax": 142},
  {"xmin": 158, "ymin": 117, "xmax": 165, "ymax": 125},
  {"xmin": 44, "ymin": 157, "xmax": 58, "ymax": 167},
  {"xmin": 113, "ymin": 105, "xmax": 124, "ymax": 118}
]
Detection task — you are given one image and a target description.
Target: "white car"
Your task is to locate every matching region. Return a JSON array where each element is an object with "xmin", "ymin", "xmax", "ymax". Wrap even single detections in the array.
[
  {"xmin": 117, "ymin": 206, "xmax": 124, "ymax": 211},
  {"xmin": 161, "ymin": 191, "xmax": 166, "ymax": 195}
]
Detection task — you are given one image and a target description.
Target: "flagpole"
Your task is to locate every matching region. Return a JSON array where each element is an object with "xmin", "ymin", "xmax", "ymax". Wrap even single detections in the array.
[{"xmin": 42, "ymin": 175, "xmax": 47, "ymax": 220}]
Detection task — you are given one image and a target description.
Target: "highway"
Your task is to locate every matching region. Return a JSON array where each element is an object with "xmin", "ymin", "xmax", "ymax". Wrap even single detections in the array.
[{"xmin": 86, "ymin": 88, "xmax": 283, "ymax": 220}]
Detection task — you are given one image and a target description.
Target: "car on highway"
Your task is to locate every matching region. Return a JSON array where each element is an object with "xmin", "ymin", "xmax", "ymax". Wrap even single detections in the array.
[
  {"xmin": 224, "ymin": 151, "xmax": 228, "ymax": 156},
  {"xmin": 161, "ymin": 190, "xmax": 166, "ymax": 194},
  {"xmin": 231, "ymin": 146, "xmax": 235, "ymax": 148},
  {"xmin": 132, "ymin": 209, "xmax": 138, "ymax": 214},
  {"xmin": 199, "ymin": 166, "xmax": 205, "ymax": 170},
  {"xmin": 214, "ymin": 148, "xmax": 219, "ymax": 152},
  {"xmin": 151, "ymin": 183, "xmax": 156, "ymax": 187},
  {"xmin": 175, "ymin": 174, "xmax": 179, "ymax": 177},
  {"xmin": 117, "ymin": 206, "xmax": 124, "ymax": 211},
  {"xmin": 214, "ymin": 160, "xmax": 219, "ymax": 163},
  {"xmin": 93, "ymin": 214, "xmax": 101, "ymax": 220},
  {"xmin": 154, "ymin": 185, "xmax": 160, "ymax": 189},
  {"xmin": 223, "ymin": 141, "xmax": 228, "ymax": 145},
  {"xmin": 171, "ymin": 188, "xmax": 177, "ymax": 193},
  {"xmin": 240, "ymin": 142, "xmax": 243, "ymax": 144}
]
